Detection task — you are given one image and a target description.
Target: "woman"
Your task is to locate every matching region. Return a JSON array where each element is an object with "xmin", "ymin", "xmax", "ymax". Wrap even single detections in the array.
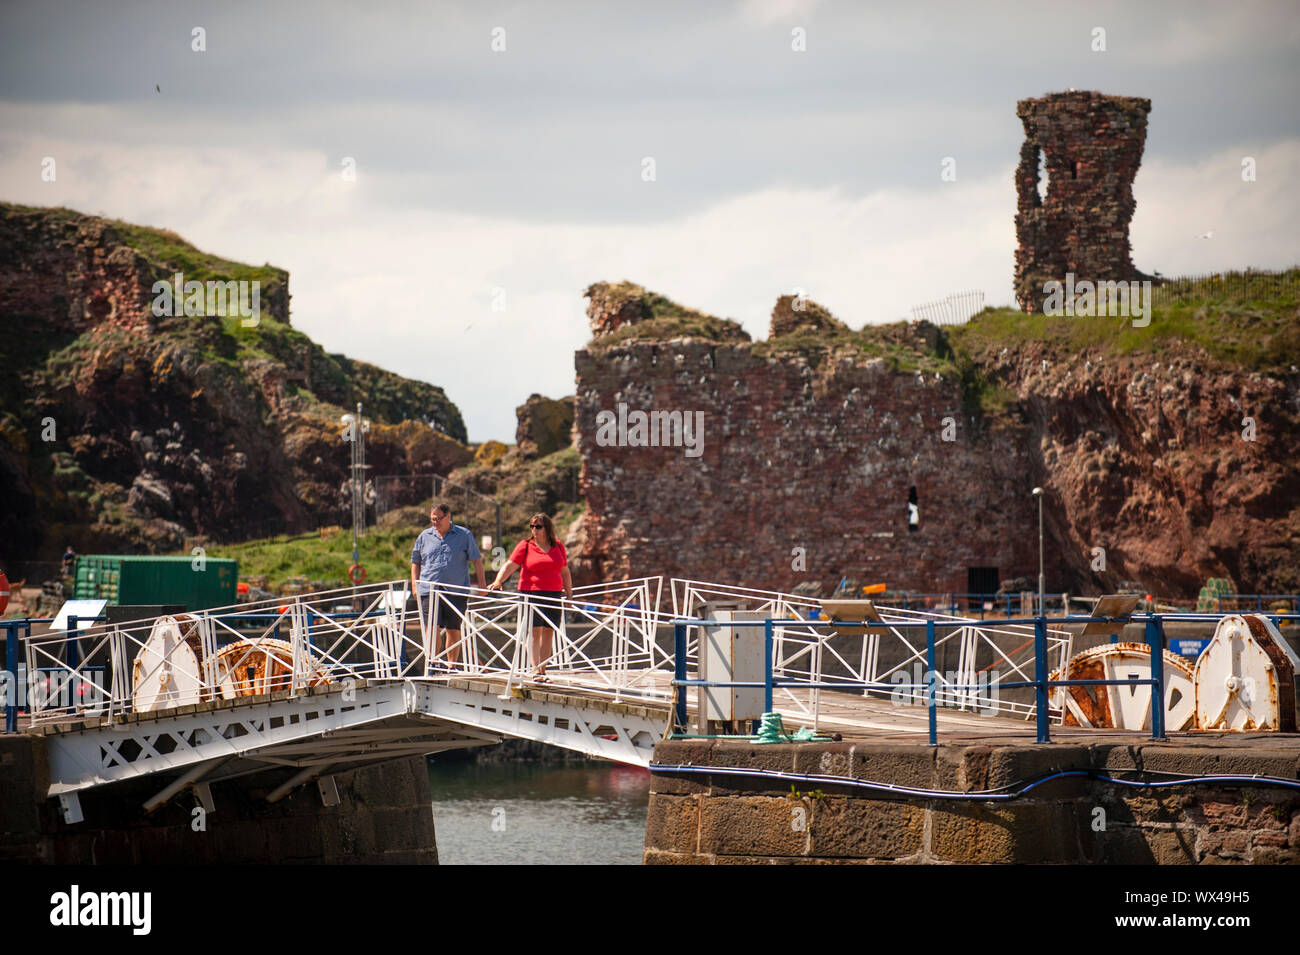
[{"xmin": 487, "ymin": 513, "xmax": 572, "ymax": 682}]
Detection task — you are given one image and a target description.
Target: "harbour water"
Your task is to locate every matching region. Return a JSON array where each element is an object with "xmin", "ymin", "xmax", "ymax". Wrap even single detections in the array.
[{"xmin": 426, "ymin": 759, "xmax": 652, "ymax": 865}]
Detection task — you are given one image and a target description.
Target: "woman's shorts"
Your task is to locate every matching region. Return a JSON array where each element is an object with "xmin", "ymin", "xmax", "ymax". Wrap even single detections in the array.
[{"xmin": 525, "ymin": 590, "xmax": 565, "ymax": 630}]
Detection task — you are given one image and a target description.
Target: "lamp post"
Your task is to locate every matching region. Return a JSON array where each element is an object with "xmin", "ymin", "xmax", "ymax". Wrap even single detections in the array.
[
  {"xmin": 1032, "ymin": 486, "xmax": 1044, "ymax": 615},
  {"xmin": 340, "ymin": 404, "xmax": 371, "ymax": 572}
]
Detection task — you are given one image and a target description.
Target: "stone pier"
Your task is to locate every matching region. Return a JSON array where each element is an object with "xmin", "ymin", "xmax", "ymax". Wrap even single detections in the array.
[
  {"xmin": 1, "ymin": 734, "xmax": 437, "ymax": 864},
  {"xmin": 644, "ymin": 737, "xmax": 1300, "ymax": 864}
]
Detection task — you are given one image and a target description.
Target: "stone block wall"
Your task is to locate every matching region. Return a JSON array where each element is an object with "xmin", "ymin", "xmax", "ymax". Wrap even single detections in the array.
[
  {"xmin": 575, "ymin": 341, "xmax": 1040, "ymax": 595},
  {"xmin": 1, "ymin": 735, "xmax": 437, "ymax": 864},
  {"xmin": 644, "ymin": 739, "xmax": 1300, "ymax": 864}
]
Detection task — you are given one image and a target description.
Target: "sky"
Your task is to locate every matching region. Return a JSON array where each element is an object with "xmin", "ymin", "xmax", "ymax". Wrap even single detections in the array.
[{"xmin": 1, "ymin": 0, "xmax": 1298, "ymax": 442}]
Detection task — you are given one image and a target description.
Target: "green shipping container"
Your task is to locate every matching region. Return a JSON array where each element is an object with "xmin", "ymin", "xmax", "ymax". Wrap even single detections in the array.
[{"xmin": 73, "ymin": 556, "xmax": 238, "ymax": 611}]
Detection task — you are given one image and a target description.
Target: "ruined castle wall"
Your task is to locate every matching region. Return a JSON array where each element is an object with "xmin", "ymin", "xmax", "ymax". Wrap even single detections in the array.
[
  {"xmin": 575, "ymin": 342, "xmax": 1041, "ymax": 594},
  {"xmin": 1014, "ymin": 91, "xmax": 1151, "ymax": 311}
]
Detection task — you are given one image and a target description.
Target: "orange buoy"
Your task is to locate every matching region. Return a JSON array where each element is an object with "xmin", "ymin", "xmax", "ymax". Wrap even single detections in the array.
[
  {"xmin": 349, "ymin": 563, "xmax": 366, "ymax": 585},
  {"xmin": 0, "ymin": 569, "xmax": 9, "ymax": 615}
]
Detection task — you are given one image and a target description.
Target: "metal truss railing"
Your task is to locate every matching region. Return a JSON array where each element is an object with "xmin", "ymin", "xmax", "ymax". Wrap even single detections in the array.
[
  {"xmin": 16, "ymin": 577, "xmax": 671, "ymax": 726},
  {"xmin": 12, "ymin": 575, "xmax": 1070, "ymax": 734},
  {"xmin": 669, "ymin": 578, "xmax": 1074, "ymax": 725}
]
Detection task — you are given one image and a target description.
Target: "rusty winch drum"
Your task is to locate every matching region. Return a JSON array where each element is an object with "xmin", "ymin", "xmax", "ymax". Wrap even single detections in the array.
[{"xmin": 212, "ymin": 637, "xmax": 331, "ymax": 699}]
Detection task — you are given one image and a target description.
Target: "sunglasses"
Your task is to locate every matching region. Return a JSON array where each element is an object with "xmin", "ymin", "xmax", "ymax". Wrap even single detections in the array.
[{"xmin": 530, "ymin": 523, "xmax": 545, "ymax": 529}]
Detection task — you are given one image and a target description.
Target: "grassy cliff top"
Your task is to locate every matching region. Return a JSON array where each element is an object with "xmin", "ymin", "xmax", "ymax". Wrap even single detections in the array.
[
  {"xmin": 587, "ymin": 270, "xmax": 1300, "ymax": 379},
  {"xmin": 949, "ymin": 269, "xmax": 1300, "ymax": 373},
  {"xmin": 3, "ymin": 202, "xmax": 286, "ymax": 289}
]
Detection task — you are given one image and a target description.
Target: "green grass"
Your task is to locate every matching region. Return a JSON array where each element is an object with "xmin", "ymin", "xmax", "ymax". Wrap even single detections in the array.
[
  {"xmin": 196, "ymin": 501, "xmax": 587, "ymax": 594},
  {"xmin": 754, "ymin": 322, "xmax": 960, "ymax": 378},
  {"xmin": 593, "ymin": 313, "xmax": 751, "ymax": 347},
  {"xmin": 586, "ymin": 280, "xmax": 751, "ymax": 347},
  {"xmin": 196, "ymin": 445, "xmax": 586, "ymax": 592},
  {"xmin": 198, "ymin": 524, "xmax": 427, "ymax": 591},
  {"xmin": 112, "ymin": 221, "xmax": 285, "ymax": 289},
  {"xmin": 951, "ymin": 269, "xmax": 1300, "ymax": 373}
]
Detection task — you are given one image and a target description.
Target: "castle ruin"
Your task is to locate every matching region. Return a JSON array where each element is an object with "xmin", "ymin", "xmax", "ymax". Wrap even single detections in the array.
[{"xmin": 1014, "ymin": 91, "xmax": 1152, "ymax": 311}]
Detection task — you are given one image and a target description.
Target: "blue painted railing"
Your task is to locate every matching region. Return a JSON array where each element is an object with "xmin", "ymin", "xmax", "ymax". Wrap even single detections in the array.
[{"xmin": 671, "ymin": 612, "xmax": 1300, "ymax": 747}]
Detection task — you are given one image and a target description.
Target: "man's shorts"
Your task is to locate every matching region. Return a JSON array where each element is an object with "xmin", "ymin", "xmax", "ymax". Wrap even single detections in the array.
[
  {"xmin": 420, "ymin": 590, "xmax": 468, "ymax": 628},
  {"xmin": 524, "ymin": 590, "xmax": 565, "ymax": 630}
]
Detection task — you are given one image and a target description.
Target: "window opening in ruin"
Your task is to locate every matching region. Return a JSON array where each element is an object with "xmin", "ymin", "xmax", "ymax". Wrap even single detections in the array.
[
  {"xmin": 907, "ymin": 486, "xmax": 919, "ymax": 532},
  {"xmin": 1071, "ymin": 160, "xmax": 1079, "ymax": 180},
  {"xmin": 1036, "ymin": 149, "xmax": 1050, "ymax": 203},
  {"xmin": 967, "ymin": 567, "xmax": 1000, "ymax": 610}
]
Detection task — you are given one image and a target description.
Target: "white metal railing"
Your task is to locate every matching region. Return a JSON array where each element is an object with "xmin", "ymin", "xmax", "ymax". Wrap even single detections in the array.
[
  {"xmin": 669, "ymin": 578, "xmax": 1074, "ymax": 728},
  {"xmin": 19, "ymin": 577, "xmax": 670, "ymax": 726},
  {"xmin": 17, "ymin": 575, "xmax": 1071, "ymax": 733}
]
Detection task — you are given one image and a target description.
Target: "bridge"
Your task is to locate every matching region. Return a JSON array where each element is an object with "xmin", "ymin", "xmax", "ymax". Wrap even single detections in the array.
[{"xmin": 2, "ymin": 577, "xmax": 1086, "ymax": 822}]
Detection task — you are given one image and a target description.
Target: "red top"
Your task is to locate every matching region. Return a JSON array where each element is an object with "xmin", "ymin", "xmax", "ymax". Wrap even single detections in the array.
[{"xmin": 510, "ymin": 538, "xmax": 568, "ymax": 591}]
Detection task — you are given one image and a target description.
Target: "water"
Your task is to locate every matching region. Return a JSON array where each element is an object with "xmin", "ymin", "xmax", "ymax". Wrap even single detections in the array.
[{"xmin": 426, "ymin": 760, "xmax": 652, "ymax": 864}]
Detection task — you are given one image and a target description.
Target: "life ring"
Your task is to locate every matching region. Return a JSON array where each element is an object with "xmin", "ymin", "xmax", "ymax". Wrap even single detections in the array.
[
  {"xmin": 0, "ymin": 569, "xmax": 9, "ymax": 615},
  {"xmin": 349, "ymin": 563, "xmax": 367, "ymax": 585}
]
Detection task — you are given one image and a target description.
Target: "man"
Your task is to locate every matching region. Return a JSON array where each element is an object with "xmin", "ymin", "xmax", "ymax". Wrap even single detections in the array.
[{"xmin": 410, "ymin": 503, "xmax": 486, "ymax": 670}]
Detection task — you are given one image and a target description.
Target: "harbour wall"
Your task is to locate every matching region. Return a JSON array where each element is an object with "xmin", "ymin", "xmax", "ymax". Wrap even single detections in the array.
[
  {"xmin": 0, "ymin": 734, "xmax": 437, "ymax": 864},
  {"xmin": 644, "ymin": 738, "xmax": 1300, "ymax": 864}
]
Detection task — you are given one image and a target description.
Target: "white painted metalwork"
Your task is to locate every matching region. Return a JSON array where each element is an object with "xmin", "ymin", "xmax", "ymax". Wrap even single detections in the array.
[
  {"xmin": 22, "ymin": 574, "xmax": 1080, "ymax": 802},
  {"xmin": 1049, "ymin": 643, "xmax": 1196, "ymax": 731},
  {"xmin": 1194, "ymin": 614, "xmax": 1300, "ymax": 731},
  {"xmin": 670, "ymin": 578, "xmax": 1073, "ymax": 727}
]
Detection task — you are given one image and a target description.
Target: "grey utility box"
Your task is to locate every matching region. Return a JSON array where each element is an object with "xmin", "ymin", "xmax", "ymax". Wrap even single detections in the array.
[{"xmin": 698, "ymin": 608, "xmax": 767, "ymax": 732}]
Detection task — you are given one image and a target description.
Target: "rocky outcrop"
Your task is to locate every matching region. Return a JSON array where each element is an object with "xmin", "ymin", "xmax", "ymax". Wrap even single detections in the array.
[
  {"xmin": 0, "ymin": 203, "xmax": 468, "ymax": 563},
  {"xmin": 515, "ymin": 393, "xmax": 575, "ymax": 459},
  {"xmin": 584, "ymin": 280, "xmax": 751, "ymax": 346},
  {"xmin": 769, "ymin": 294, "xmax": 847, "ymax": 338},
  {"xmin": 964, "ymin": 339, "xmax": 1300, "ymax": 594}
]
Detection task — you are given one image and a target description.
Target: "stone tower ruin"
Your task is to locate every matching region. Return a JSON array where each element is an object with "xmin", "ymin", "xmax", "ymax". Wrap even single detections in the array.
[{"xmin": 1014, "ymin": 91, "xmax": 1152, "ymax": 311}]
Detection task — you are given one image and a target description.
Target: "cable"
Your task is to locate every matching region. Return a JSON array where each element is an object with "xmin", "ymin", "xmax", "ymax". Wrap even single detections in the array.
[{"xmin": 647, "ymin": 762, "xmax": 1300, "ymax": 801}]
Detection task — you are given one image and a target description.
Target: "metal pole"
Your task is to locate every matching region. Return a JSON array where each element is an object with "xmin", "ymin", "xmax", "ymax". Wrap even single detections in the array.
[
  {"xmin": 763, "ymin": 619, "xmax": 774, "ymax": 715},
  {"xmin": 4, "ymin": 622, "xmax": 16, "ymax": 734},
  {"xmin": 1034, "ymin": 614, "xmax": 1050, "ymax": 743},
  {"xmin": 1146, "ymin": 617, "xmax": 1167, "ymax": 741},
  {"xmin": 673, "ymin": 623, "xmax": 687, "ymax": 733},
  {"xmin": 1037, "ymin": 493, "xmax": 1045, "ymax": 615},
  {"xmin": 926, "ymin": 619, "xmax": 937, "ymax": 746}
]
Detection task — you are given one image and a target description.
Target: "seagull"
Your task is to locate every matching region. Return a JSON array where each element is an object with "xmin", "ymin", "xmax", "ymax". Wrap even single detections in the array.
[{"xmin": 1197, "ymin": 231, "xmax": 1214, "ymax": 239}]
